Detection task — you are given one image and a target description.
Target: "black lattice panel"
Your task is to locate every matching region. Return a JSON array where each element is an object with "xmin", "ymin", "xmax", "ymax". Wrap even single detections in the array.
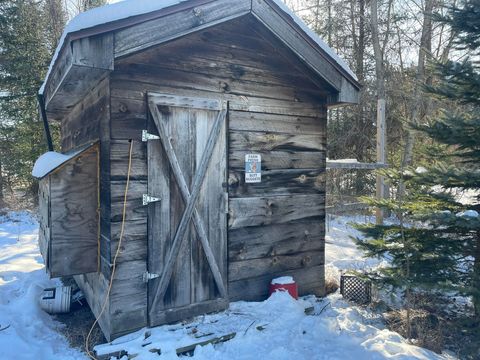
[{"xmin": 340, "ymin": 275, "xmax": 372, "ymax": 304}]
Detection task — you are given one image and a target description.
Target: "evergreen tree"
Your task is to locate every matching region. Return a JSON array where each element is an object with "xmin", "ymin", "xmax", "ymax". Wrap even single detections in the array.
[
  {"xmin": 414, "ymin": 0, "xmax": 480, "ymax": 317},
  {"xmin": 0, "ymin": 0, "xmax": 107, "ymax": 202},
  {"xmin": 0, "ymin": 0, "xmax": 53, "ymax": 196},
  {"xmin": 355, "ymin": 0, "xmax": 480, "ymax": 353},
  {"xmin": 79, "ymin": 0, "xmax": 107, "ymax": 12}
]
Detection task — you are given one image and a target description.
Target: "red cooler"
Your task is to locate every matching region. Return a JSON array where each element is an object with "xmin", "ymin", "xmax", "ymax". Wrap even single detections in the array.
[{"xmin": 269, "ymin": 276, "xmax": 298, "ymax": 299}]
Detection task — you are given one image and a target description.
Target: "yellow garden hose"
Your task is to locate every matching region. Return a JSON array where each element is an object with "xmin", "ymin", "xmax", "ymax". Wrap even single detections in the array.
[{"xmin": 85, "ymin": 139, "xmax": 134, "ymax": 359}]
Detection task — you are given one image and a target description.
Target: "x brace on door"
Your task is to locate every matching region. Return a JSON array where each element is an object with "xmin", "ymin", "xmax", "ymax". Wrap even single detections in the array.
[{"xmin": 148, "ymin": 98, "xmax": 228, "ymax": 312}]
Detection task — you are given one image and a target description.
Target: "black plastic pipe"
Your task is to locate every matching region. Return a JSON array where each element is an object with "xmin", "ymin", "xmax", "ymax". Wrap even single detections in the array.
[{"xmin": 37, "ymin": 93, "xmax": 54, "ymax": 152}]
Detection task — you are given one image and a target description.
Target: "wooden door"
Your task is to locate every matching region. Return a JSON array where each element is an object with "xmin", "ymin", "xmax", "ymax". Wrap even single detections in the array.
[{"xmin": 147, "ymin": 93, "xmax": 228, "ymax": 326}]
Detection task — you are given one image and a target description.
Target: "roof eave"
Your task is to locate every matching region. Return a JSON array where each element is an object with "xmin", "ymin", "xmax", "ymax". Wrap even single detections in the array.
[{"xmin": 41, "ymin": 0, "xmax": 360, "ymax": 114}]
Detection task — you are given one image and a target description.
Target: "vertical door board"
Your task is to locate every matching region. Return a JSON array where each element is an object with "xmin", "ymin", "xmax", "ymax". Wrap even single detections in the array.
[{"xmin": 147, "ymin": 93, "xmax": 228, "ymax": 326}]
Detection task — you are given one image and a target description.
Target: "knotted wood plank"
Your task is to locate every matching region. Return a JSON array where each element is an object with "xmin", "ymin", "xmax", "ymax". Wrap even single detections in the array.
[{"xmin": 148, "ymin": 100, "xmax": 227, "ymax": 311}]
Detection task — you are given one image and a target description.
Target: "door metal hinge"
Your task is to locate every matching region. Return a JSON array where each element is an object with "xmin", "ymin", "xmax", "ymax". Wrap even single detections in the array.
[
  {"xmin": 143, "ymin": 194, "xmax": 161, "ymax": 206},
  {"xmin": 143, "ymin": 272, "xmax": 160, "ymax": 283},
  {"xmin": 142, "ymin": 130, "xmax": 160, "ymax": 142}
]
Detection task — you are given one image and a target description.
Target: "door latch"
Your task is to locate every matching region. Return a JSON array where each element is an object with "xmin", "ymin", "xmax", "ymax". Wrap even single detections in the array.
[
  {"xmin": 143, "ymin": 272, "xmax": 160, "ymax": 283},
  {"xmin": 143, "ymin": 194, "xmax": 161, "ymax": 206},
  {"xmin": 142, "ymin": 130, "xmax": 160, "ymax": 142}
]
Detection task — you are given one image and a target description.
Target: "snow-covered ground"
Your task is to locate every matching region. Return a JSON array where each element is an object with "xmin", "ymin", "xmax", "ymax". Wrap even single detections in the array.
[
  {"xmin": 0, "ymin": 212, "xmax": 455, "ymax": 359},
  {"xmin": 0, "ymin": 212, "xmax": 85, "ymax": 359},
  {"xmin": 325, "ymin": 214, "xmax": 389, "ymax": 273},
  {"xmin": 95, "ymin": 292, "xmax": 451, "ymax": 360}
]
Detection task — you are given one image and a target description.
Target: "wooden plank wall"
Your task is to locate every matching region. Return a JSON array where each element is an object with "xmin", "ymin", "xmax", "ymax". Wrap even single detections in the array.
[
  {"xmin": 45, "ymin": 34, "xmax": 114, "ymax": 119},
  {"xmin": 59, "ymin": 77, "xmax": 112, "ymax": 338},
  {"xmin": 49, "ymin": 146, "xmax": 99, "ymax": 277},
  {"xmin": 108, "ymin": 103, "xmax": 148, "ymax": 338},
  {"xmin": 38, "ymin": 178, "xmax": 50, "ymax": 264},
  {"xmin": 62, "ymin": 78, "xmax": 108, "ymax": 151},
  {"xmin": 107, "ymin": 14, "xmax": 326, "ymax": 337}
]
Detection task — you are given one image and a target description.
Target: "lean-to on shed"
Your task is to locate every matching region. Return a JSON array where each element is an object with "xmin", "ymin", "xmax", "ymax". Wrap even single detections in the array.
[{"xmin": 35, "ymin": 0, "xmax": 359, "ymax": 341}]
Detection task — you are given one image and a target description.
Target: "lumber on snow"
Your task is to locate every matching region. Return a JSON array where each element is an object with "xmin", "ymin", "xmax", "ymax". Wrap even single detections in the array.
[{"xmin": 94, "ymin": 332, "xmax": 237, "ymax": 359}]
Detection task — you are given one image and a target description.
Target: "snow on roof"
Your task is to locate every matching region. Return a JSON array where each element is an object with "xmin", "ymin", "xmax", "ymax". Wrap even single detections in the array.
[
  {"xmin": 32, "ymin": 151, "xmax": 80, "ymax": 178},
  {"xmin": 40, "ymin": 0, "xmax": 357, "ymax": 94},
  {"xmin": 32, "ymin": 143, "xmax": 96, "ymax": 178},
  {"xmin": 39, "ymin": 0, "xmax": 188, "ymax": 94},
  {"xmin": 269, "ymin": 0, "xmax": 357, "ymax": 81}
]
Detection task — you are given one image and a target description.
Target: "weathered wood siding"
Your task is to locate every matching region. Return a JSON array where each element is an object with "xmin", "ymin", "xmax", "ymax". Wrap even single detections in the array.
[
  {"xmin": 107, "ymin": 14, "xmax": 326, "ymax": 337},
  {"xmin": 44, "ymin": 34, "xmax": 113, "ymax": 120},
  {"xmin": 108, "ymin": 97, "xmax": 148, "ymax": 338},
  {"xmin": 61, "ymin": 78, "xmax": 109, "ymax": 152},
  {"xmin": 38, "ymin": 178, "xmax": 50, "ymax": 264},
  {"xmin": 49, "ymin": 145, "xmax": 99, "ymax": 277},
  {"xmin": 58, "ymin": 77, "xmax": 112, "ymax": 339},
  {"xmin": 60, "ymin": 78, "xmax": 111, "ymax": 269},
  {"xmin": 146, "ymin": 96, "xmax": 229, "ymax": 327}
]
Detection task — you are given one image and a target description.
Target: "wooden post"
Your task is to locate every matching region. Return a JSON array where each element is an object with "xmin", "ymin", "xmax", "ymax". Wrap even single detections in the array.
[
  {"xmin": 371, "ymin": 0, "xmax": 390, "ymax": 224},
  {"xmin": 376, "ymin": 98, "xmax": 386, "ymax": 224}
]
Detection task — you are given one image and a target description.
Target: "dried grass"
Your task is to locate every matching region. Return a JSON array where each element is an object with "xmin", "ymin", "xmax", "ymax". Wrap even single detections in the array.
[
  {"xmin": 55, "ymin": 303, "xmax": 106, "ymax": 354},
  {"xmin": 383, "ymin": 292, "xmax": 479, "ymax": 358},
  {"xmin": 325, "ymin": 265, "xmax": 340, "ymax": 295},
  {"xmin": 384, "ymin": 309, "xmax": 444, "ymax": 354},
  {"xmin": 55, "ymin": 277, "xmax": 106, "ymax": 354}
]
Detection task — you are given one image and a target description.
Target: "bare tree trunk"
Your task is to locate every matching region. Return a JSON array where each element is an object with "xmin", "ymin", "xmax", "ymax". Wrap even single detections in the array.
[
  {"xmin": 357, "ymin": 0, "xmax": 365, "ymax": 84},
  {"xmin": 474, "ymin": 232, "xmax": 480, "ymax": 320},
  {"xmin": 357, "ymin": 0, "xmax": 367, "ymax": 166},
  {"xmin": 327, "ymin": 0, "xmax": 333, "ymax": 47},
  {"xmin": 44, "ymin": 0, "xmax": 67, "ymax": 48},
  {"xmin": 396, "ymin": 26, "xmax": 405, "ymax": 72},
  {"xmin": 350, "ymin": 0, "xmax": 367, "ymax": 167},
  {"xmin": 401, "ymin": 0, "xmax": 434, "ymax": 169},
  {"xmin": 29, "ymin": 180, "xmax": 39, "ymax": 207},
  {"xmin": 370, "ymin": 0, "xmax": 387, "ymax": 224},
  {"xmin": 314, "ymin": 0, "xmax": 321, "ymax": 33},
  {"xmin": 0, "ymin": 157, "xmax": 4, "ymax": 208}
]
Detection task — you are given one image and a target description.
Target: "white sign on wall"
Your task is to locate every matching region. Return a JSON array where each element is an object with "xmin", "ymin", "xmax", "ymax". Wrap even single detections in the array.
[{"xmin": 245, "ymin": 154, "xmax": 261, "ymax": 183}]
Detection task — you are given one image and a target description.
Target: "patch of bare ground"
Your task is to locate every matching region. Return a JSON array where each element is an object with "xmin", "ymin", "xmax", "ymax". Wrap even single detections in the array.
[
  {"xmin": 381, "ymin": 292, "xmax": 479, "ymax": 359},
  {"xmin": 325, "ymin": 279, "xmax": 339, "ymax": 295},
  {"xmin": 54, "ymin": 277, "xmax": 106, "ymax": 355},
  {"xmin": 324, "ymin": 265, "xmax": 340, "ymax": 295}
]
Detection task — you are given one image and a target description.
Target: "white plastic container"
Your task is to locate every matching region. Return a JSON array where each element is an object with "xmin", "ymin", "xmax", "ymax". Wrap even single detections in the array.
[{"xmin": 39, "ymin": 286, "xmax": 72, "ymax": 314}]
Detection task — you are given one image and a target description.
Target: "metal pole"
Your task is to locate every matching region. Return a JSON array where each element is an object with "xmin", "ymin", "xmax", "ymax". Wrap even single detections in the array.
[{"xmin": 37, "ymin": 93, "xmax": 54, "ymax": 152}]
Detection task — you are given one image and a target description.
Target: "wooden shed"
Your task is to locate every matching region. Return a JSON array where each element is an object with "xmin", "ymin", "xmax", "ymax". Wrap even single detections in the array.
[{"xmin": 36, "ymin": 0, "xmax": 359, "ymax": 341}]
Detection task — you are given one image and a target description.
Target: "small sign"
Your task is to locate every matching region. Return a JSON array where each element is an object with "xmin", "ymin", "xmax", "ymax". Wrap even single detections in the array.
[{"xmin": 245, "ymin": 154, "xmax": 261, "ymax": 183}]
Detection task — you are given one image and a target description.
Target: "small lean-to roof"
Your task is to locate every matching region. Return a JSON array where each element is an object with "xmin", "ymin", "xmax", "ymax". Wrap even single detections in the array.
[
  {"xmin": 32, "ymin": 143, "xmax": 97, "ymax": 179},
  {"xmin": 40, "ymin": 0, "xmax": 358, "ymax": 95}
]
